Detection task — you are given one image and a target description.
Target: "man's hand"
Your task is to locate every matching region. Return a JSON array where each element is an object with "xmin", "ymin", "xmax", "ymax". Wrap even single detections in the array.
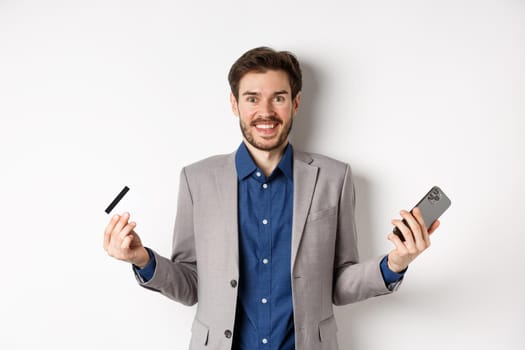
[
  {"xmin": 103, "ymin": 212, "xmax": 150, "ymax": 268},
  {"xmin": 387, "ymin": 207, "xmax": 440, "ymax": 273}
]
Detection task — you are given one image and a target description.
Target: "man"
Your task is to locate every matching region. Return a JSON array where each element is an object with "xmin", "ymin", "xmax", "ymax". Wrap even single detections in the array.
[{"xmin": 103, "ymin": 47, "xmax": 439, "ymax": 350}]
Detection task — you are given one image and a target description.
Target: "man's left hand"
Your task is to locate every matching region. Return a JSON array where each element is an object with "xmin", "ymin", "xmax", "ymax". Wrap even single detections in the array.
[{"xmin": 387, "ymin": 207, "xmax": 440, "ymax": 273}]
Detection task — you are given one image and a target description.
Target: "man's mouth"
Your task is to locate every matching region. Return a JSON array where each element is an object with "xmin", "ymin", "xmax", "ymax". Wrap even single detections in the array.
[
  {"xmin": 252, "ymin": 118, "xmax": 282, "ymax": 132},
  {"xmin": 255, "ymin": 123, "xmax": 278, "ymax": 129}
]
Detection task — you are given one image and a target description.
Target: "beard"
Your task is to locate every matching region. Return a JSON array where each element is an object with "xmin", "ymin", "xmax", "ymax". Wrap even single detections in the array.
[{"xmin": 239, "ymin": 116, "xmax": 293, "ymax": 152}]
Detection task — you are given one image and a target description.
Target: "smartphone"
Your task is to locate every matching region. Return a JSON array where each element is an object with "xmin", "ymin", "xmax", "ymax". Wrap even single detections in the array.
[{"xmin": 393, "ymin": 186, "xmax": 451, "ymax": 241}]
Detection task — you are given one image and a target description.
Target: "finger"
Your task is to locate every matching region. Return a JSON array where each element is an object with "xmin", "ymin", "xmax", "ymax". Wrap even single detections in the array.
[
  {"xmin": 406, "ymin": 208, "xmax": 428, "ymax": 250},
  {"xmin": 104, "ymin": 214, "xmax": 120, "ymax": 250},
  {"xmin": 118, "ymin": 221, "xmax": 137, "ymax": 241},
  {"xmin": 411, "ymin": 207, "xmax": 427, "ymax": 230},
  {"xmin": 428, "ymin": 220, "xmax": 440, "ymax": 235},
  {"xmin": 112, "ymin": 212, "xmax": 130, "ymax": 238},
  {"xmin": 391, "ymin": 218, "xmax": 415, "ymax": 249},
  {"xmin": 104, "ymin": 214, "xmax": 120, "ymax": 236},
  {"xmin": 121, "ymin": 234, "xmax": 133, "ymax": 251},
  {"xmin": 388, "ymin": 233, "xmax": 408, "ymax": 255}
]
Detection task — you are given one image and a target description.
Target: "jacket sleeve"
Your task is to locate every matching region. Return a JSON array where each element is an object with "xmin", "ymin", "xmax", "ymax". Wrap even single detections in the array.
[
  {"xmin": 134, "ymin": 167, "xmax": 198, "ymax": 306},
  {"xmin": 332, "ymin": 164, "xmax": 402, "ymax": 305}
]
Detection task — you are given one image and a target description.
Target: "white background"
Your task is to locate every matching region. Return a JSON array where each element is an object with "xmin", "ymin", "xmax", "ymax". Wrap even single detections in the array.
[{"xmin": 1, "ymin": 0, "xmax": 523, "ymax": 349}]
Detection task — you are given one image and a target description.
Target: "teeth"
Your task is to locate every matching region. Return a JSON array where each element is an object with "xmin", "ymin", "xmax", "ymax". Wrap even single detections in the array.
[{"xmin": 256, "ymin": 124, "xmax": 275, "ymax": 129}]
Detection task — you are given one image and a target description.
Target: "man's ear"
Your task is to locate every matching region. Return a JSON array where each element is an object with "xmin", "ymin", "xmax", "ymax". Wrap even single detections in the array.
[
  {"xmin": 292, "ymin": 91, "xmax": 301, "ymax": 116},
  {"xmin": 230, "ymin": 92, "xmax": 239, "ymax": 117}
]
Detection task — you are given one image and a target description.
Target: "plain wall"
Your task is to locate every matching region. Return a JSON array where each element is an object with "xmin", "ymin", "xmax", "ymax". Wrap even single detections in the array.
[{"xmin": 1, "ymin": 0, "xmax": 523, "ymax": 349}]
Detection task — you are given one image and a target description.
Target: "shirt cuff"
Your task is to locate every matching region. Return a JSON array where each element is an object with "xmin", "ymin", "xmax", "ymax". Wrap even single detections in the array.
[
  {"xmin": 380, "ymin": 255, "xmax": 406, "ymax": 287},
  {"xmin": 133, "ymin": 247, "xmax": 156, "ymax": 282}
]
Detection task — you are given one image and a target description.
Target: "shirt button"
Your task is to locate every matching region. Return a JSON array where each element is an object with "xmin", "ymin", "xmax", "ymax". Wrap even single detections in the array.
[
  {"xmin": 262, "ymin": 338, "xmax": 268, "ymax": 344},
  {"xmin": 261, "ymin": 298, "xmax": 268, "ymax": 304},
  {"xmin": 262, "ymin": 258, "xmax": 269, "ymax": 264},
  {"xmin": 224, "ymin": 329, "xmax": 232, "ymax": 338},
  {"xmin": 230, "ymin": 279, "xmax": 237, "ymax": 288},
  {"xmin": 256, "ymin": 172, "xmax": 262, "ymax": 177},
  {"xmin": 262, "ymin": 183, "xmax": 268, "ymax": 189},
  {"xmin": 262, "ymin": 219, "xmax": 268, "ymax": 225}
]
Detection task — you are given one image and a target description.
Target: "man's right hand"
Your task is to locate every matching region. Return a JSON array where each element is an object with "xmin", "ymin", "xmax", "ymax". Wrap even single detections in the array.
[{"xmin": 103, "ymin": 212, "xmax": 150, "ymax": 268}]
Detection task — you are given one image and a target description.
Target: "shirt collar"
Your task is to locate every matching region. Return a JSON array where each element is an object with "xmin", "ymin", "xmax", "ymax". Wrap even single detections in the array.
[
  {"xmin": 277, "ymin": 143, "xmax": 293, "ymax": 180},
  {"xmin": 235, "ymin": 142, "xmax": 257, "ymax": 180},
  {"xmin": 235, "ymin": 142, "xmax": 294, "ymax": 181}
]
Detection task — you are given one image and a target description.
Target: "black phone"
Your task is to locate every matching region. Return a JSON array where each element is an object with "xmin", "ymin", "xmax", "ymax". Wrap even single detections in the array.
[{"xmin": 393, "ymin": 186, "xmax": 451, "ymax": 241}]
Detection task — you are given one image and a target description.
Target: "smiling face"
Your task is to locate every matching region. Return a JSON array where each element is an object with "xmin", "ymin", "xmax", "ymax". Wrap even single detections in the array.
[{"xmin": 230, "ymin": 69, "xmax": 301, "ymax": 152}]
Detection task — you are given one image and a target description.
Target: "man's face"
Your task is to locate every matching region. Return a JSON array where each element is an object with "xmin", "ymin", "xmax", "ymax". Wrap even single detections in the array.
[{"xmin": 230, "ymin": 70, "xmax": 301, "ymax": 152}]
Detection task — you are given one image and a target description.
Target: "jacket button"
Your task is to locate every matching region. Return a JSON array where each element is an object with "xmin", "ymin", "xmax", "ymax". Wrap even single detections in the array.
[
  {"xmin": 224, "ymin": 329, "xmax": 232, "ymax": 338},
  {"xmin": 230, "ymin": 279, "xmax": 238, "ymax": 288}
]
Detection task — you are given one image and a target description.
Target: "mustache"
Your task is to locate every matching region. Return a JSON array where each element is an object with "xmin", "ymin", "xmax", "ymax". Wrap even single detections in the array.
[{"xmin": 250, "ymin": 116, "xmax": 283, "ymax": 126}]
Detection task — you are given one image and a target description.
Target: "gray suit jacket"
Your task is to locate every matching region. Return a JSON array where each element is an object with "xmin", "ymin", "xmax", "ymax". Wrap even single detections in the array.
[{"xmin": 136, "ymin": 149, "xmax": 400, "ymax": 350}]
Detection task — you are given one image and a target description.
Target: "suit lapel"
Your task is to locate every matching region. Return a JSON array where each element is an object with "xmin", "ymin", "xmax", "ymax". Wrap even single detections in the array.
[
  {"xmin": 213, "ymin": 149, "xmax": 318, "ymax": 273},
  {"xmin": 291, "ymin": 150, "xmax": 318, "ymax": 271},
  {"xmin": 214, "ymin": 153, "xmax": 239, "ymax": 269}
]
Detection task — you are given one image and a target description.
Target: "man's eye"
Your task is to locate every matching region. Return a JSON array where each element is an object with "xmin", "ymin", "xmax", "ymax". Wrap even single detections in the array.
[
  {"xmin": 274, "ymin": 95, "xmax": 285, "ymax": 102},
  {"xmin": 246, "ymin": 97, "xmax": 257, "ymax": 103}
]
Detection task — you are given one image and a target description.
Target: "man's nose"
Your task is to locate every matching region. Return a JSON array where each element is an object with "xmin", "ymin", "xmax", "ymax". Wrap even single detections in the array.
[{"xmin": 258, "ymin": 99, "xmax": 275, "ymax": 117}]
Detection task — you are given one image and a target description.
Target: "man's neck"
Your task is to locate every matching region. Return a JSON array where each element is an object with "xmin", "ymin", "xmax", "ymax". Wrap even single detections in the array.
[{"xmin": 243, "ymin": 139, "xmax": 288, "ymax": 177}]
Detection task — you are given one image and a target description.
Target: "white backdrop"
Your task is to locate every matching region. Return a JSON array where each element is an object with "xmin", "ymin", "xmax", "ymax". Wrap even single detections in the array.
[{"xmin": 1, "ymin": 0, "xmax": 523, "ymax": 349}]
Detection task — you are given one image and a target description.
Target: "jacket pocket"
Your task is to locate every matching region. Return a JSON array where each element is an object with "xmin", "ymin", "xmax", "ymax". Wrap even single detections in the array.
[
  {"xmin": 318, "ymin": 314, "xmax": 338, "ymax": 343},
  {"xmin": 190, "ymin": 317, "xmax": 209, "ymax": 346},
  {"xmin": 307, "ymin": 206, "xmax": 337, "ymax": 223}
]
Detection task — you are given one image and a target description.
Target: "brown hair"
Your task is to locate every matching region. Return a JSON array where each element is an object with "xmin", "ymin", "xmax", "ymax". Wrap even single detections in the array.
[{"xmin": 228, "ymin": 47, "xmax": 302, "ymax": 101}]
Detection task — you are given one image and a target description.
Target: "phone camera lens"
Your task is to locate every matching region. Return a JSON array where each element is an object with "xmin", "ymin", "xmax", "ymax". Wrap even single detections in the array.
[{"xmin": 428, "ymin": 194, "xmax": 440, "ymax": 202}]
